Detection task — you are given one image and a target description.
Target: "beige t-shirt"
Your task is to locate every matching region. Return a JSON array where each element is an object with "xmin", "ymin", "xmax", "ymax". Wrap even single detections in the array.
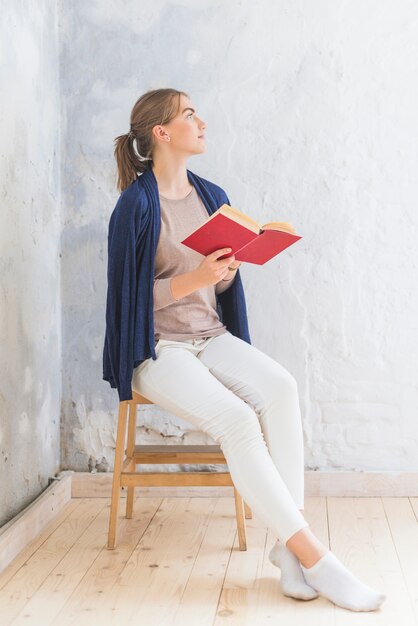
[{"xmin": 153, "ymin": 185, "xmax": 236, "ymax": 343}]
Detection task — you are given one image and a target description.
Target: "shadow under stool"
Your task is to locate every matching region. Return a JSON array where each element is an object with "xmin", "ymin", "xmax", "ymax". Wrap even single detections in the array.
[{"xmin": 107, "ymin": 389, "xmax": 253, "ymax": 550}]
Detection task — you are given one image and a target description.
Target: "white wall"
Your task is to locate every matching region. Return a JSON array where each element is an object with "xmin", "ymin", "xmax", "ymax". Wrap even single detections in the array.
[
  {"xmin": 0, "ymin": 1, "xmax": 62, "ymax": 525},
  {"xmin": 60, "ymin": 0, "xmax": 418, "ymax": 472}
]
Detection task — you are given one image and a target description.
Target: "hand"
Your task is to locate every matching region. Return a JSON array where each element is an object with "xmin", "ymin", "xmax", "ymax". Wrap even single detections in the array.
[{"xmin": 194, "ymin": 247, "xmax": 237, "ymax": 286}]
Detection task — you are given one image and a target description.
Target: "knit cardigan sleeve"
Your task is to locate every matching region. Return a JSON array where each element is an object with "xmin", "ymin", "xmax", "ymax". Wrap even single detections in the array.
[{"xmin": 102, "ymin": 186, "xmax": 143, "ymax": 401}]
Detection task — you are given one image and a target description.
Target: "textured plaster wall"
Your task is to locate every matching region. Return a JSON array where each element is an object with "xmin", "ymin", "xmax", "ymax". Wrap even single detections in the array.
[
  {"xmin": 0, "ymin": 2, "xmax": 62, "ymax": 526},
  {"xmin": 59, "ymin": 0, "xmax": 418, "ymax": 474}
]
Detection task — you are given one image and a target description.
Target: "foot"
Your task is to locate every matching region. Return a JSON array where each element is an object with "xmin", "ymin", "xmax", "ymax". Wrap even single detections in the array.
[
  {"xmin": 268, "ymin": 541, "xmax": 319, "ymax": 600},
  {"xmin": 300, "ymin": 550, "xmax": 386, "ymax": 611}
]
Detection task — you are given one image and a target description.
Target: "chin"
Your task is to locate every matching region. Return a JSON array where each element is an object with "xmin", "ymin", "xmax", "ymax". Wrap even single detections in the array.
[{"xmin": 189, "ymin": 147, "xmax": 206, "ymax": 157}]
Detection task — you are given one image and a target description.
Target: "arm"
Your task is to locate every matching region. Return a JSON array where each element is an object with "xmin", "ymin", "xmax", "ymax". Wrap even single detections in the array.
[
  {"xmin": 154, "ymin": 245, "xmax": 238, "ymax": 309},
  {"xmin": 153, "ymin": 270, "xmax": 206, "ymax": 310}
]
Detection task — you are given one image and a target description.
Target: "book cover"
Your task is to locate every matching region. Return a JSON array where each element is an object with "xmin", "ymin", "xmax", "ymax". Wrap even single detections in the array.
[{"xmin": 181, "ymin": 204, "xmax": 302, "ymax": 265}]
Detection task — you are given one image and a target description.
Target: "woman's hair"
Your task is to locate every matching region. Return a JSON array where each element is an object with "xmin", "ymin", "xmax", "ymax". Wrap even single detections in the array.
[{"xmin": 114, "ymin": 87, "xmax": 189, "ymax": 193}]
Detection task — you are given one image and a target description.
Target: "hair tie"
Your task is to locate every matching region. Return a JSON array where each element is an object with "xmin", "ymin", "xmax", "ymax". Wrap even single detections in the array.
[{"xmin": 130, "ymin": 132, "xmax": 152, "ymax": 161}]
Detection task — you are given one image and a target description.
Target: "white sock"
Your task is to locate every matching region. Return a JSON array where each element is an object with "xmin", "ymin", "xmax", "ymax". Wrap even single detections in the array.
[
  {"xmin": 300, "ymin": 550, "xmax": 386, "ymax": 611},
  {"xmin": 268, "ymin": 541, "xmax": 319, "ymax": 600}
]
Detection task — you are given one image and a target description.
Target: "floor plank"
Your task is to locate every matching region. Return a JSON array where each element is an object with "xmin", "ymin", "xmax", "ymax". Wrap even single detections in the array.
[
  {"xmin": 0, "ymin": 496, "xmax": 414, "ymax": 626},
  {"xmin": 328, "ymin": 496, "xmax": 414, "ymax": 626},
  {"xmin": 1, "ymin": 499, "xmax": 103, "ymax": 625},
  {"xmin": 54, "ymin": 496, "xmax": 163, "ymax": 625}
]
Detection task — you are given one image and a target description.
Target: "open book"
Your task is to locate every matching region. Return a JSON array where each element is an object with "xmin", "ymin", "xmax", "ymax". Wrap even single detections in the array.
[{"xmin": 181, "ymin": 203, "xmax": 303, "ymax": 265}]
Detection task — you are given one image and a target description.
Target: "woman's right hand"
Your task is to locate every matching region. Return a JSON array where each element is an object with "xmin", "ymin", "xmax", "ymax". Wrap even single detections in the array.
[{"xmin": 194, "ymin": 247, "xmax": 235, "ymax": 286}]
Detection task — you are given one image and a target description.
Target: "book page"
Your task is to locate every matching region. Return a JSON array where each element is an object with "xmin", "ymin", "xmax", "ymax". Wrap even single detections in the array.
[
  {"xmin": 222, "ymin": 206, "xmax": 296, "ymax": 235},
  {"xmin": 261, "ymin": 221, "xmax": 296, "ymax": 234},
  {"xmin": 220, "ymin": 205, "xmax": 261, "ymax": 233}
]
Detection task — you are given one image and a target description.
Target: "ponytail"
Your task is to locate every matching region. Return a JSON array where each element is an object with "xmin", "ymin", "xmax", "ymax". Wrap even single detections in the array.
[{"xmin": 114, "ymin": 130, "xmax": 151, "ymax": 194}]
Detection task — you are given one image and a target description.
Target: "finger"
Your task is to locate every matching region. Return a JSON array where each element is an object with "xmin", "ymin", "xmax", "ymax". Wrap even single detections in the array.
[{"xmin": 210, "ymin": 247, "xmax": 232, "ymax": 260}]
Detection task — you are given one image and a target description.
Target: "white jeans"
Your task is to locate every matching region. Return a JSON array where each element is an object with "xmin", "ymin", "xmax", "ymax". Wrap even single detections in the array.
[{"xmin": 132, "ymin": 331, "xmax": 309, "ymax": 544}]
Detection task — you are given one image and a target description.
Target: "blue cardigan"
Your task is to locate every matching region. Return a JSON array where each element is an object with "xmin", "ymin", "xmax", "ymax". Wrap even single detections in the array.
[{"xmin": 102, "ymin": 166, "xmax": 252, "ymax": 401}]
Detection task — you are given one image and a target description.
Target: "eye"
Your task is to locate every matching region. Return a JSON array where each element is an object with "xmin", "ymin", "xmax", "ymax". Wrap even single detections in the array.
[{"xmin": 187, "ymin": 113, "xmax": 193, "ymax": 119}]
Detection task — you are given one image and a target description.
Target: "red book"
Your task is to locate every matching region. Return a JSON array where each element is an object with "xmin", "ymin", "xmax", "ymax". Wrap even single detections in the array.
[{"xmin": 181, "ymin": 203, "xmax": 303, "ymax": 265}]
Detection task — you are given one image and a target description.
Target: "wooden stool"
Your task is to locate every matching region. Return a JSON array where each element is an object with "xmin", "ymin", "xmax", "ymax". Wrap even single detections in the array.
[{"xmin": 107, "ymin": 389, "xmax": 252, "ymax": 550}]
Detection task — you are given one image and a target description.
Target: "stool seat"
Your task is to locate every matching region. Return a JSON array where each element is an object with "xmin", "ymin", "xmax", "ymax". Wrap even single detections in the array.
[{"xmin": 107, "ymin": 390, "xmax": 252, "ymax": 550}]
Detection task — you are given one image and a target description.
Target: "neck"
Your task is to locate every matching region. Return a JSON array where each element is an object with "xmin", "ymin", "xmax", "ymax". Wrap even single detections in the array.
[{"xmin": 151, "ymin": 158, "xmax": 192, "ymax": 197}]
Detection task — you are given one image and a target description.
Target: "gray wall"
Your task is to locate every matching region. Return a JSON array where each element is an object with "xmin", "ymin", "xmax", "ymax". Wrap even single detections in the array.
[
  {"xmin": 0, "ymin": 1, "xmax": 62, "ymax": 526},
  {"xmin": 1, "ymin": 0, "xmax": 418, "ymax": 526}
]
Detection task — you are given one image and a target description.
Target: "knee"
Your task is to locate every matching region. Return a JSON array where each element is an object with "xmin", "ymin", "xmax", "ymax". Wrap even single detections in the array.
[
  {"xmin": 267, "ymin": 364, "xmax": 298, "ymax": 399},
  {"xmin": 215, "ymin": 404, "xmax": 265, "ymax": 449},
  {"xmin": 283, "ymin": 370, "xmax": 298, "ymax": 393}
]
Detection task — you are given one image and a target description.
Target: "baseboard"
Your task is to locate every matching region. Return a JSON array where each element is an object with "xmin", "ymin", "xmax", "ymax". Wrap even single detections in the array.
[{"xmin": 0, "ymin": 470, "xmax": 73, "ymax": 574}]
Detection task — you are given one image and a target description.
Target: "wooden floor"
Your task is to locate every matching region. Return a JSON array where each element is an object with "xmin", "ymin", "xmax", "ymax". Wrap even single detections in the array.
[{"xmin": 0, "ymin": 495, "xmax": 416, "ymax": 625}]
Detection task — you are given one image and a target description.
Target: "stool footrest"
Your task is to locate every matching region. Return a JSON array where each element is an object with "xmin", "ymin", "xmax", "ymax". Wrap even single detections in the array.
[
  {"xmin": 120, "ymin": 471, "xmax": 234, "ymax": 487},
  {"xmin": 132, "ymin": 444, "xmax": 228, "ymax": 464}
]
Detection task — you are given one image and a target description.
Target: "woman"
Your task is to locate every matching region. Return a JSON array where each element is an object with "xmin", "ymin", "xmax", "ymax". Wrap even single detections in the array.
[{"xmin": 103, "ymin": 88, "xmax": 386, "ymax": 612}]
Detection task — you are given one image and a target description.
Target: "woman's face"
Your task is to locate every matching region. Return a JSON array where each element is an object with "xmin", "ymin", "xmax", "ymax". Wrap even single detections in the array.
[{"xmin": 154, "ymin": 95, "xmax": 207, "ymax": 157}]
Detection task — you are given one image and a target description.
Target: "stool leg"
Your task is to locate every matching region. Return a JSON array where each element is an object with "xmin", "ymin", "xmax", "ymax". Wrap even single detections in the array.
[
  {"xmin": 126, "ymin": 402, "xmax": 137, "ymax": 519},
  {"xmin": 244, "ymin": 501, "xmax": 253, "ymax": 519},
  {"xmin": 233, "ymin": 486, "xmax": 247, "ymax": 551},
  {"xmin": 107, "ymin": 401, "xmax": 128, "ymax": 549}
]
